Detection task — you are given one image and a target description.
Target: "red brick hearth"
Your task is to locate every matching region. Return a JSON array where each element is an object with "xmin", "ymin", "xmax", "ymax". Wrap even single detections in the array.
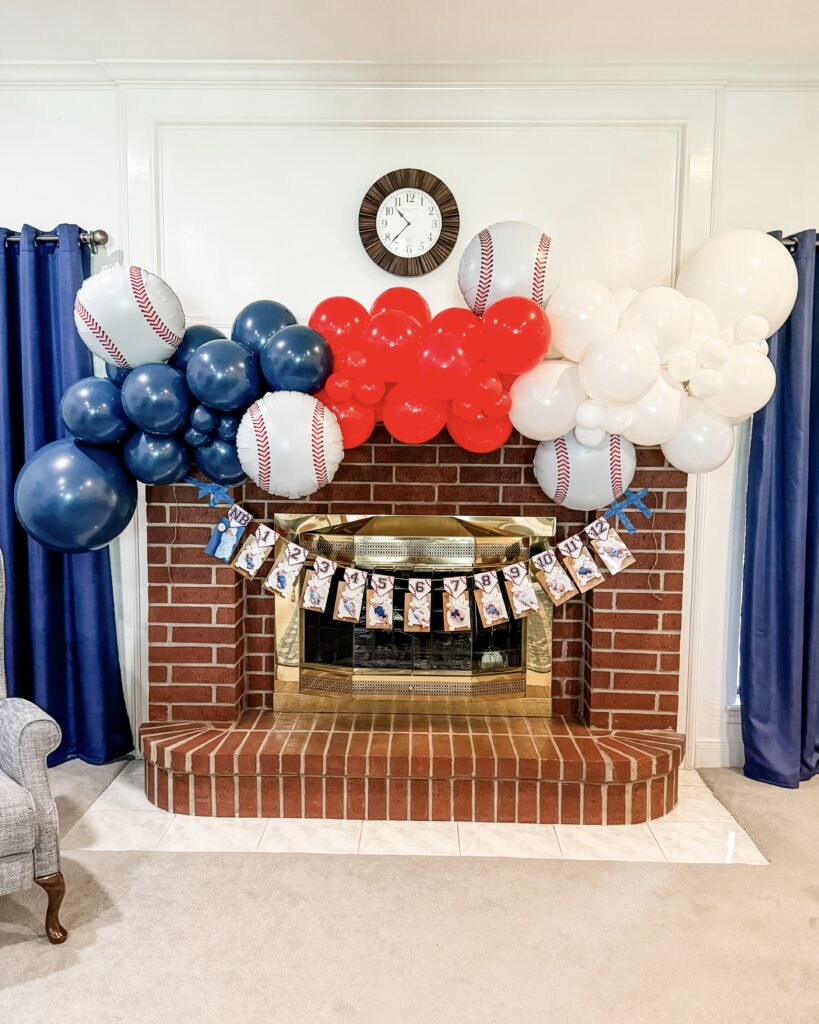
[{"xmin": 141, "ymin": 428, "xmax": 687, "ymax": 822}]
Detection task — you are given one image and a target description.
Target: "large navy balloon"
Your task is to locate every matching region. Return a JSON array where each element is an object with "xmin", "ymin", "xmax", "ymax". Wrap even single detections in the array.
[
  {"xmin": 189, "ymin": 404, "xmax": 217, "ymax": 434},
  {"xmin": 170, "ymin": 324, "xmax": 226, "ymax": 373},
  {"xmin": 260, "ymin": 324, "xmax": 333, "ymax": 394},
  {"xmin": 14, "ymin": 439, "xmax": 137, "ymax": 553},
  {"xmin": 124, "ymin": 431, "xmax": 190, "ymax": 484},
  {"xmin": 184, "ymin": 426, "xmax": 209, "ymax": 448},
  {"xmin": 61, "ymin": 377, "xmax": 131, "ymax": 445},
  {"xmin": 194, "ymin": 438, "xmax": 246, "ymax": 486},
  {"xmin": 121, "ymin": 364, "xmax": 191, "ymax": 435},
  {"xmin": 231, "ymin": 300, "xmax": 296, "ymax": 355},
  {"xmin": 105, "ymin": 363, "xmax": 131, "ymax": 388},
  {"xmin": 186, "ymin": 339, "xmax": 261, "ymax": 412}
]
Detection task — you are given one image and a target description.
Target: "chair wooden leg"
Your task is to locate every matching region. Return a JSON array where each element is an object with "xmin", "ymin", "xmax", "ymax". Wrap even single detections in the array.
[{"xmin": 34, "ymin": 871, "xmax": 67, "ymax": 944}]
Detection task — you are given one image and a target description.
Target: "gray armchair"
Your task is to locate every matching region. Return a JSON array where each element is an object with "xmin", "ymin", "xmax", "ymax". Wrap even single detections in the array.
[{"xmin": 0, "ymin": 554, "xmax": 66, "ymax": 943}]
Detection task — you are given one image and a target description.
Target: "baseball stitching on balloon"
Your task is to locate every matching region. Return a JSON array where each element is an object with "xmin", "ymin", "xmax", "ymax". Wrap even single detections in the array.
[
  {"xmin": 74, "ymin": 297, "xmax": 130, "ymax": 368},
  {"xmin": 248, "ymin": 402, "xmax": 271, "ymax": 493},
  {"xmin": 129, "ymin": 266, "xmax": 182, "ymax": 350},
  {"xmin": 311, "ymin": 402, "xmax": 328, "ymax": 489},
  {"xmin": 473, "ymin": 229, "xmax": 494, "ymax": 317},
  {"xmin": 554, "ymin": 435, "xmax": 571, "ymax": 506},
  {"xmin": 532, "ymin": 232, "xmax": 551, "ymax": 307},
  {"xmin": 609, "ymin": 433, "xmax": 623, "ymax": 498}
]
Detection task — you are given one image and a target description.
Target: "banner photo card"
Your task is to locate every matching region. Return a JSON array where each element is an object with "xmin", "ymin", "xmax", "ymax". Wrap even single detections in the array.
[
  {"xmin": 473, "ymin": 569, "xmax": 509, "ymax": 628},
  {"xmin": 404, "ymin": 577, "xmax": 432, "ymax": 633},
  {"xmin": 333, "ymin": 568, "xmax": 367, "ymax": 623},
  {"xmin": 366, "ymin": 573, "xmax": 395, "ymax": 630},
  {"xmin": 263, "ymin": 541, "xmax": 308, "ymax": 599},
  {"xmin": 443, "ymin": 576, "xmax": 471, "ymax": 632},
  {"xmin": 557, "ymin": 535, "xmax": 604, "ymax": 593},
  {"xmin": 302, "ymin": 556, "xmax": 338, "ymax": 613},
  {"xmin": 501, "ymin": 561, "xmax": 540, "ymax": 619},
  {"xmin": 531, "ymin": 548, "xmax": 578, "ymax": 607},
  {"xmin": 204, "ymin": 503, "xmax": 252, "ymax": 564},
  {"xmin": 234, "ymin": 523, "xmax": 278, "ymax": 580},
  {"xmin": 584, "ymin": 517, "xmax": 636, "ymax": 576}
]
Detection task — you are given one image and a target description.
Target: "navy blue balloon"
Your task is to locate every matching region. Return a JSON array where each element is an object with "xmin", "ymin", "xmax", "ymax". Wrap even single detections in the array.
[
  {"xmin": 106, "ymin": 363, "xmax": 131, "ymax": 388},
  {"xmin": 184, "ymin": 425, "xmax": 210, "ymax": 448},
  {"xmin": 121, "ymin": 364, "xmax": 191, "ymax": 436},
  {"xmin": 61, "ymin": 377, "xmax": 131, "ymax": 445},
  {"xmin": 216, "ymin": 414, "xmax": 239, "ymax": 441},
  {"xmin": 189, "ymin": 404, "xmax": 217, "ymax": 434},
  {"xmin": 124, "ymin": 431, "xmax": 190, "ymax": 485},
  {"xmin": 231, "ymin": 300, "xmax": 296, "ymax": 354},
  {"xmin": 260, "ymin": 324, "xmax": 333, "ymax": 394},
  {"xmin": 186, "ymin": 339, "xmax": 261, "ymax": 412},
  {"xmin": 170, "ymin": 324, "xmax": 226, "ymax": 373},
  {"xmin": 194, "ymin": 438, "xmax": 246, "ymax": 486},
  {"xmin": 14, "ymin": 439, "xmax": 137, "ymax": 553}
]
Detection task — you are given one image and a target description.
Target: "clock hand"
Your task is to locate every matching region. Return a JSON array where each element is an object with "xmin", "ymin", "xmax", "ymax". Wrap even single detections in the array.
[
  {"xmin": 392, "ymin": 220, "xmax": 411, "ymax": 241},
  {"xmin": 396, "ymin": 209, "xmax": 410, "ymax": 224}
]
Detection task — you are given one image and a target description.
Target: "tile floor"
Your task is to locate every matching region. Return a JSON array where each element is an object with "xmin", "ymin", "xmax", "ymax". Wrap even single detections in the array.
[{"xmin": 61, "ymin": 763, "xmax": 767, "ymax": 865}]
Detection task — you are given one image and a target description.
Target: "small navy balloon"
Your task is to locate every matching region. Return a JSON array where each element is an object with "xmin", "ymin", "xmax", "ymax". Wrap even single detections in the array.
[
  {"xmin": 260, "ymin": 324, "xmax": 333, "ymax": 394},
  {"xmin": 186, "ymin": 338, "xmax": 261, "ymax": 412},
  {"xmin": 105, "ymin": 363, "xmax": 131, "ymax": 388},
  {"xmin": 184, "ymin": 425, "xmax": 210, "ymax": 448},
  {"xmin": 231, "ymin": 299, "xmax": 296, "ymax": 355},
  {"xmin": 124, "ymin": 431, "xmax": 191, "ymax": 485},
  {"xmin": 14, "ymin": 439, "xmax": 137, "ymax": 553},
  {"xmin": 121, "ymin": 363, "xmax": 191, "ymax": 435},
  {"xmin": 216, "ymin": 414, "xmax": 239, "ymax": 441},
  {"xmin": 189, "ymin": 404, "xmax": 217, "ymax": 435},
  {"xmin": 61, "ymin": 377, "xmax": 131, "ymax": 445},
  {"xmin": 170, "ymin": 324, "xmax": 226, "ymax": 373},
  {"xmin": 194, "ymin": 438, "xmax": 246, "ymax": 486}
]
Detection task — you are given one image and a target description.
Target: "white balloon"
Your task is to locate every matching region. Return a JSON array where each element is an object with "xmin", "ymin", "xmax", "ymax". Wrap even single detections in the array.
[
  {"xmin": 749, "ymin": 339, "xmax": 770, "ymax": 356},
  {"xmin": 508, "ymin": 361, "xmax": 586, "ymax": 441},
  {"xmin": 735, "ymin": 314, "xmax": 770, "ymax": 344},
  {"xmin": 666, "ymin": 349, "xmax": 697, "ymax": 383},
  {"xmin": 576, "ymin": 399, "xmax": 606, "ymax": 430},
  {"xmin": 661, "ymin": 398, "xmax": 736, "ymax": 474},
  {"xmin": 579, "ymin": 329, "xmax": 660, "ymax": 404},
  {"xmin": 704, "ymin": 347, "xmax": 776, "ymax": 418},
  {"xmin": 611, "ymin": 287, "xmax": 639, "ymax": 314},
  {"xmin": 698, "ymin": 337, "xmax": 730, "ymax": 369},
  {"xmin": 624, "ymin": 374, "xmax": 685, "ymax": 446},
  {"xmin": 689, "ymin": 298, "xmax": 720, "ymax": 338},
  {"xmin": 676, "ymin": 229, "xmax": 798, "ymax": 334},
  {"xmin": 574, "ymin": 425, "xmax": 606, "ymax": 448},
  {"xmin": 620, "ymin": 286, "xmax": 693, "ymax": 360},
  {"xmin": 458, "ymin": 221, "xmax": 556, "ymax": 314},
  {"xmin": 545, "ymin": 279, "xmax": 620, "ymax": 362},
  {"xmin": 604, "ymin": 406, "xmax": 634, "ymax": 434},
  {"xmin": 719, "ymin": 328, "xmax": 735, "ymax": 343},
  {"xmin": 236, "ymin": 391, "xmax": 344, "ymax": 498},
  {"xmin": 74, "ymin": 264, "xmax": 185, "ymax": 368},
  {"xmin": 689, "ymin": 367, "xmax": 723, "ymax": 399},
  {"xmin": 534, "ymin": 431, "xmax": 636, "ymax": 511}
]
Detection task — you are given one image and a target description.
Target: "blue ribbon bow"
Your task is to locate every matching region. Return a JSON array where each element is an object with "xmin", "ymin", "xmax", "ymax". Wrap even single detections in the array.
[
  {"xmin": 603, "ymin": 488, "xmax": 652, "ymax": 534},
  {"xmin": 182, "ymin": 474, "xmax": 235, "ymax": 508}
]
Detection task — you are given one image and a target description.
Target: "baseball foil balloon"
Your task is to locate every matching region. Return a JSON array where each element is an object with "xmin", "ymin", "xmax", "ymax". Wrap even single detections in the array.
[
  {"xmin": 458, "ymin": 221, "xmax": 556, "ymax": 315},
  {"xmin": 534, "ymin": 430, "xmax": 636, "ymax": 511},
  {"xmin": 74, "ymin": 264, "xmax": 184, "ymax": 368},
  {"xmin": 236, "ymin": 391, "xmax": 344, "ymax": 498}
]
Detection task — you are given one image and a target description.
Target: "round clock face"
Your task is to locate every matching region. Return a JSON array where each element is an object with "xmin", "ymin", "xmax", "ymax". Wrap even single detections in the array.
[{"xmin": 376, "ymin": 188, "xmax": 442, "ymax": 259}]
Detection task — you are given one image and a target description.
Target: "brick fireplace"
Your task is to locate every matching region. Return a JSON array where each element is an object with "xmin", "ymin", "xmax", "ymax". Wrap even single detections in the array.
[{"xmin": 141, "ymin": 427, "xmax": 687, "ymax": 823}]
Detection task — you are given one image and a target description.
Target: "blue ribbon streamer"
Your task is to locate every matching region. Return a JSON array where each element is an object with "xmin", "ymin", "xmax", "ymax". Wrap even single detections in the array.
[
  {"xmin": 603, "ymin": 488, "xmax": 652, "ymax": 534},
  {"xmin": 182, "ymin": 474, "xmax": 235, "ymax": 508}
]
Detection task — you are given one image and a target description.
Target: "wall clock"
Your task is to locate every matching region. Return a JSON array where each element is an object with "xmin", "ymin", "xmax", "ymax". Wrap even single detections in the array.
[{"xmin": 358, "ymin": 168, "xmax": 459, "ymax": 277}]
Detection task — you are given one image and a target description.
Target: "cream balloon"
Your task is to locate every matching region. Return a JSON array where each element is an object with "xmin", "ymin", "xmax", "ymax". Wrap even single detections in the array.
[
  {"xmin": 704, "ymin": 347, "xmax": 776, "ymax": 418},
  {"xmin": 575, "ymin": 399, "xmax": 606, "ymax": 430},
  {"xmin": 676, "ymin": 229, "xmax": 798, "ymax": 334},
  {"xmin": 620, "ymin": 287, "xmax": 693, "ymax": 360},
  {"xmin": 697, "ymin": 337, "xmax": 730, "ymax": 369},
  {"xmin": 574, "ymin": 425, "xmax": 606, "ymax": 448},
  {"xmin": 604, "ymin": 406, "xmax": 633, "ymax": 434},
  {"xmin": 689, "ymin": 368, "xmax": 723, "ymax": 399},
  {"xmin": 579, "ymin": 329, "xmax": 660, "ymax": 405},
  {"xmin": 661, "ymin": 398, "xmax": 735, "ymax": 474},
  {"xmin": 667, "ymin": 349, "xmax": 697, "ymax": 382},
  {"xmin": 546, "ymin": 279, "xmax": 620, "ymax": 363},
  {"xmin": 611, "ymin": 287, "xmax": 638, "ymax": 314},
  {"xmin": 735, "ymin": 314, "xmax": 770, "ymax": 344},
  {"xmin": 508, "ymin": 361, "xmax": 586, "ymax": 442},
  {"xmin": 689, "ymin": 297, "xmax": 720, "ymax": 338},
  {"xmin": 623, "ymin": 374, "xmax": 685, "ymax": 446}
]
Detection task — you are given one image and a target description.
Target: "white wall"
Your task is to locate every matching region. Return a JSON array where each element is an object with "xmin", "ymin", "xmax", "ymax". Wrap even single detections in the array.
[{"xmin": 2, "ymin": 64, "xmax": 818, "ymax": 763}]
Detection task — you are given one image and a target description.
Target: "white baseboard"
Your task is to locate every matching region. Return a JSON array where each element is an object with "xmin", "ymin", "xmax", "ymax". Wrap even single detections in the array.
[{"xmin": 693, "ymin": 736, "xmax": 744, "ymax": 769}]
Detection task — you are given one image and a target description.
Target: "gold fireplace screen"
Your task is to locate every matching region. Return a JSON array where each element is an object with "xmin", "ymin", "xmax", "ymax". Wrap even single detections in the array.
[{"xmin": 271, "ymin": 514, "xmax": 556, "ymax": 716}]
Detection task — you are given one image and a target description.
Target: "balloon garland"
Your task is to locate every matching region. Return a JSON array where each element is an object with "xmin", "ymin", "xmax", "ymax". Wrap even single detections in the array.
[{"xmin": 13, "ymin": 221, "xmax": 798, "ymax": 554}]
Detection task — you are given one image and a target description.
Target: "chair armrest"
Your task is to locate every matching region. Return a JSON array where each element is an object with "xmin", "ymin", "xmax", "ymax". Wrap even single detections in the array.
[{"xmin": 0, "ymin": 697, "xmax": 61, "ymax": 787}]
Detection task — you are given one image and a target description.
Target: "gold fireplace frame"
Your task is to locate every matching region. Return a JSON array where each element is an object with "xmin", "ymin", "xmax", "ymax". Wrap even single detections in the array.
[{"xmin": 271, "ymin": 514, "xmax": 556, "ymax": 717}]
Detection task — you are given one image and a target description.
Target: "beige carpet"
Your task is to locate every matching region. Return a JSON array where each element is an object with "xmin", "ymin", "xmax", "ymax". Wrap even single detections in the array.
[{"xmin": 1, "ymin": 761, "xmax": 818, "ymax": 1024}]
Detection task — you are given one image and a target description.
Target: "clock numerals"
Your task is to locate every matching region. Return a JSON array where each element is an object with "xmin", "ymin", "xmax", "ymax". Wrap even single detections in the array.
[{"xmin": 375, "ymin": 188, "xmax": 443, "ymax": 259}]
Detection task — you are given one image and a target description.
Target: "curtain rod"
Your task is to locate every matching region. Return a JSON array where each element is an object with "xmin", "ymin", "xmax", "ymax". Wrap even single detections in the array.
[
  {"xmin": 4, "ymin": 229, "xmax": 109, "ymax": 252},
  {"xmin": 780, "ymin": 234, "xmax": 819, "ymax": 252}
]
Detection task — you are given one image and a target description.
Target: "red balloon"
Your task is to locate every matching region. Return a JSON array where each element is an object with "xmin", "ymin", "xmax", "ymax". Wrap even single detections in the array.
[
  {"xmin": 412, "ymin": 332, "xmax": 473, "ymax": 400},
  {"xmin": 483, "ymin": 390, "xmax": 512, "ymax": 419},
  {"xmin": 340, "ymin": 349, "xmax": 371, "ymax": 380},
  {"xmin": 447, "ymin": 410, "xmax": 513, "ymax": 453},
  {"xmin": 383, "ymin": 384, "xmax": 448, "ymax": 444},
  {"xmin": 325, "ymin": 373, "xmax": 354, "ymax": 402},
  {"xmin": 363, "ymin": 311, "xmax": 422, "ymax": 382},
  {"xmin": 370, "ymin": 287, "xmax": 431, "ymax": 326},
  {"xmin": 429, "ymin": 307, "xmax": 482, "ymax": 338},
  {"xmin": 477, "ymin": 375, "xmax": 503, "ymax": 400},
  {"xmin": 308, "ymin": 296, "xmax": 369, "ymax": 359},
  {"xmin": 322, "ymin": 395, "xmax": 376, "ymax": 449},
  {"xmin": 482, "ymin": 297, "xmax": 551, "ymax": 375},
  {"xmin": 451, "ymin": 395, "xmax": 482, "ymax": 421},
  {"xmin": 354, "ymin": 376, "xmax": 386, "ymax": 406},
  {"xmin": 498, "ymin": 372, "xmax": 519, "ymax": 392}
]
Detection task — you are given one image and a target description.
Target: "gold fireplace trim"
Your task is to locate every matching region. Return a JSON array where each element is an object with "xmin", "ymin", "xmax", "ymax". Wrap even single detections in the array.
[{"xmin": 271, "ymin": 514, "xmax": 556, "ymax": 717}]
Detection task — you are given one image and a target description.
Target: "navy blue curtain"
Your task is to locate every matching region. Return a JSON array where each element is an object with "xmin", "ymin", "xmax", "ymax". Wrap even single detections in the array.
[
  {"xmin": 0, "ymin": 224, "xmax": 133, "ymax": 764},
  {"xmin": 740, "ymin": 228, "xmax": 819, "ymax": 788}
]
